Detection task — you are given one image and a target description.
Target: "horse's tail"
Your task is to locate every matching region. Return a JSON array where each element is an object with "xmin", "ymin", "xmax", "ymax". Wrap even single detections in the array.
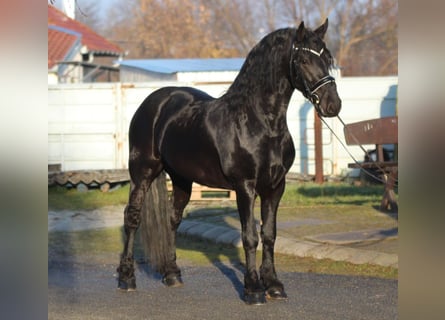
[{"xmin": 139, "ymin": 171, "xmax": 173, "ymax": 274}]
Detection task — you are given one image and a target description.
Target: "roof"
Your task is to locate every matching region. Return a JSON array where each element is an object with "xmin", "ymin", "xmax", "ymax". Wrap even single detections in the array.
[
  {"xmin": 48, "ymin": 25, "xmax": 81, "ymax": 69},
  {"xmin": 118, "ymin": 58, "xmax": 245, "ymax": 74},
  {"xmin": 48, "ymin": 4, "xmax": 124, "ymax": 58}
]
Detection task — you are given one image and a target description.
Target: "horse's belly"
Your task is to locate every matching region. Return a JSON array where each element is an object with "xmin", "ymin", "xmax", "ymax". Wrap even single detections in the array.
[{"xmin": 161, "ymin": 133, "xmax": 232, "ymax": 189}]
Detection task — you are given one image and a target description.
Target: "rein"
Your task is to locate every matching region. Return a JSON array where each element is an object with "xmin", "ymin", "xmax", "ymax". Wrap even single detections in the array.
[
  {"xmin": 321, "ymin": 115, "xmax": 398, "ymax": 184},
  {"xmin": 288, "ymin": 41, "xmax": 391, "ymax": 183}
]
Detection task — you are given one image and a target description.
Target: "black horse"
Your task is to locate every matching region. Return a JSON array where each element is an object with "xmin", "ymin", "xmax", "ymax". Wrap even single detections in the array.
[{"xmin": 117, "ymin": 19, "xmax": 341, "ymax": 305}]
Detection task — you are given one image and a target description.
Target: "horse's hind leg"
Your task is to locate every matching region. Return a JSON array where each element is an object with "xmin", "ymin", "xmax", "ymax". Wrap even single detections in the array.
[
  {"xmin": 235, "ymin": 182, "xmax": 265, "ymax": 305},
  {"xmin": 162, "ymin": 176, "xmax": 192, "ymax": 287},
  {"xmin": 117, "ymin": 160, "xmax": 161, "ymax": 291}
]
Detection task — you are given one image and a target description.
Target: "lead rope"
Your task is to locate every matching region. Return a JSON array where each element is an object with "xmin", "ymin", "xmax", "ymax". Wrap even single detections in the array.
[{"xmin": 319, "ymin": 115, "xmax": 398, "ymax": 184}]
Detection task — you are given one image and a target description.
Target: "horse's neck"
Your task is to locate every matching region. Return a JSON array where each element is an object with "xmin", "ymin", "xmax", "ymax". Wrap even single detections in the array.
[
  {"xmin": 227, "ymin": 72, "xmax": 294, "ymax": 119},
  {"xmin": 226, "ymin": 32, "xmax": 295, "ymax": 119}
]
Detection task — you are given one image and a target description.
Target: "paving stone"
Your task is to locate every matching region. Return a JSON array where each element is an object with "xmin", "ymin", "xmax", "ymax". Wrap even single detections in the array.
[
  {"xmin": 184, "ymin": 223, "xmax": 216, "ymax": 237},
  {"xmin": 201, "ymin": 226, "xmax": 233, "ymax": 241},
  {"xmin": 177, "ymin": 220, "xmax": 201, "ymax": 233},
  {"xmin": 348, "ymin": 250, "xmax": 381, "ymax": 265},
  {"xmin": 215, "ymin": 229, "xmax": 241, "ymax": 245},
  {"xmin": 307, "ymin": 228, "xmax": 398, "ymax": 245},
  {"xmin": 371, "ymin": 253, "xmax": 398, "ymax": 267}
]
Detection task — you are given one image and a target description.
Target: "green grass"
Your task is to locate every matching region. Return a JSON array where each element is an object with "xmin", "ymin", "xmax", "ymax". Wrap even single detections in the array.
[
  {"xmin": 48, "ymin": 184, "xmax": 130, "ymax": 211},
  {"xmin": 280, "ymin": 182, "xmax": 391, "ymax": 206},
  {"xmin": 48, "ymin": 181, "xmax": 395, "ymax": 211}
]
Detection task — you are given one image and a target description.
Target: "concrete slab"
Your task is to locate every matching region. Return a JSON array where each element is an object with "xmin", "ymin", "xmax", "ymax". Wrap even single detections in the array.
[
  {"xmin": 275, "ymin": 238, "xmax": 318, "ymax": 257},
  {"xmin": 348, "ymin": 250, "xmax": 381, "ymax": 265},
  {"xmin": 177, "ymin": 220, "xmax": 201, "ymax": 233},
  {"xmin": 306, "ymin": 228, "xmax": 398, "ymax": 245},
  {"xmin": 322, "ymin": 247, "xmax": 357, "ymax": 262},
  {"xmin": 214, "ymin": 229, "xmax": 241, "ymax": 245},
  {"xmin": 371, "ymin": 253, "xmax": 398, "ymax": 267},
  {"xmin": 277, "ymin": 218, "xmax": 335, "ymax": 229},
  {"xmin": 201, "ymin": 226, "xmax": 234, "ymax": 241},
  {"xmin": 183, "ymin": 222, "xmax": 217, "ymax": 237},
  {"xmin": 231, "ymin": 235, "xmax": 243, "ymax": 248},
  {"xmin": 305, "ymin": 244, "xmax": 340, "ymax": 260}
]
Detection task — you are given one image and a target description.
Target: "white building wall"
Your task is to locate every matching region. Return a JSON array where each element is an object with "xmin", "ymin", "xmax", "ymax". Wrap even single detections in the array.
[
  {"xmin": 48, "ymin": 77, "xmax": 398, "ymax": 175},
  {"xmin": 177, "ymin": 71, "xmax": 240, "ymax": 83}
]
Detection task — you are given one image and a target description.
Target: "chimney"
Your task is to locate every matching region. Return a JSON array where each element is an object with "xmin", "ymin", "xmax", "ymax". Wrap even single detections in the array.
[{"xmin": 56, "ymin": 0, "xmax": 76, "ymax": 19}]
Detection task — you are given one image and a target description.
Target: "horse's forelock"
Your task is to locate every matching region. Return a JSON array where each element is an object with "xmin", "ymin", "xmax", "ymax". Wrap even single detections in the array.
[{"xmin": 296, "ymin": 27, "xmax": 334, "ymax": 69}]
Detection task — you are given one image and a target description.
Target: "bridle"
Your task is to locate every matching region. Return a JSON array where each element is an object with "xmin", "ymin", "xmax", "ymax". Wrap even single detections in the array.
[
  {"xmin": 288, "ymin": 41, "xmax": 391, "ymax": 184},
  {"xmin": 289, "ymin": 43, "xmax": 336, "ymax": 112}
]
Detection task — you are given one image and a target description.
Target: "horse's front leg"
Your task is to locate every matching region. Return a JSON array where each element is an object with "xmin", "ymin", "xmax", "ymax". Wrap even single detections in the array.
[
  {"xmin": 236, "ymin": 181, "xmax": 265, "ymax": 305},
  {"xmin": 260, "ymin": 179, "xmax": 287, "ymax": 300},
  {"xmin": 161, "ymin": 178, "xmax": 192, "ymax": 287}
]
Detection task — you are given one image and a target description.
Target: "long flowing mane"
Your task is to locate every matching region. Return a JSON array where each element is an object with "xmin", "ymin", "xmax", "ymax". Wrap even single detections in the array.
[
  {"xmin": 226, "ymin": 28, "xmax": 295, "ymax": 97},
  {"xmin": 225, "ymin": 27, "xmax": 335, "ymax": 101}
]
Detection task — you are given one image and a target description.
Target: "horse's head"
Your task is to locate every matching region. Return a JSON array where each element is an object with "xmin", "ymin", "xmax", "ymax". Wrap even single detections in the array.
[{"xmin": 290, "ymin": 19, "xmax": 341, "ymax": 117}]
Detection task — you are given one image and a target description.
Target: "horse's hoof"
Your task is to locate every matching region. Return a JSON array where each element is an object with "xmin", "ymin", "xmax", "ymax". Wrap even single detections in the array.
[
  {"xmin": 244, "ymin": 291, "xmax": 267, "ymax": 305},
  {"xmin": 117, "ymin": 279, "xmax": 136, "ymax": 292},
  {"xmin": 162, "ymin": 275, "xmax": 184, "ymax": 287},
  {"xmin": 265, "ymin": 287, "xmax": 288, "ymax": 301}
]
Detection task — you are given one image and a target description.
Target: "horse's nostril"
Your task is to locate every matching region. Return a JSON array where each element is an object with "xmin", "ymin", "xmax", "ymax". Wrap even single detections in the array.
[{"xmin": 326, "ymin": 101, "xmax": 341, "ymax": 116}]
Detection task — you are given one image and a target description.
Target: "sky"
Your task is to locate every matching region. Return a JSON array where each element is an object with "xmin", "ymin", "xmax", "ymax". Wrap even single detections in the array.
[
  {"xmin": 50, "ymin": 0, "xmax": 118, "ymax": 20},
  {"xmin": 79, "ymin": 0, "xmax": 117, "ymax": 17}
]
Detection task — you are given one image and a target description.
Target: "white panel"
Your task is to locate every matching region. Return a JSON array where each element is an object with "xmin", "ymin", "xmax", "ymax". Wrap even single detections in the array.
[{"xmin": 48, "ymin": 77, "xmax": 398, "ymax": 176}]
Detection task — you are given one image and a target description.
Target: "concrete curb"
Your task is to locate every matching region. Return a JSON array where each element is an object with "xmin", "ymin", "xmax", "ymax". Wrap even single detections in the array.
[
  {"xmin": 48, "ymin": 210, "xmax": 398, "ymax": 269},
  {"xmin": 177, "ymin": 220, "xmax": 398, "ymax": 269}
]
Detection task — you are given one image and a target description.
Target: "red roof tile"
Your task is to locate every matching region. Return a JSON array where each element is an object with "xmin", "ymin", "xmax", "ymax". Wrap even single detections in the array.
[
  {"xmin": 48, "ymin": 26, "xmax": 80, "ymax": 69},
  {"xmin": 48, "ymin": 4, "xmax": 123, "ymax": 61}
]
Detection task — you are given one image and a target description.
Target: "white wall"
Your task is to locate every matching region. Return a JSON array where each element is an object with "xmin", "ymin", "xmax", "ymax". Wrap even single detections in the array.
[
  {"xmin": 177, "ymin": 71, "xmax": 239, "ymax": 83},
  {"xmin": 48, "ymin": 77, "xmax": 398, "ymax": 175}
]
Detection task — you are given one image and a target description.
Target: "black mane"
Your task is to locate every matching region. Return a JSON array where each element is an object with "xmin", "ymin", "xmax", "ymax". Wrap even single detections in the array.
[
  {"xmin": 226, "ymin": 26, "xmax": 334, "ymax": 99},
  {"xmin": 227, "ymin": 28, "xmax": 295, "ymax": 97}
]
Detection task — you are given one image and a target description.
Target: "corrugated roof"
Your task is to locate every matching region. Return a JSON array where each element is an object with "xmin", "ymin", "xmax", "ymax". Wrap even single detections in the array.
[
  {"xmin": 48, "ymin": 4, "xmax": 124, "ymax": 56},
  {"xmin": 118, "ymin": 58, "xmax": 245, "ymax": 74}
]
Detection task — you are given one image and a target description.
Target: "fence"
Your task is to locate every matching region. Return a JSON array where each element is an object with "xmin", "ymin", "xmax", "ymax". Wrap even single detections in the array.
[{"xmin": 48, "ymin": 76, "xmax": 398, "ymax": 176}]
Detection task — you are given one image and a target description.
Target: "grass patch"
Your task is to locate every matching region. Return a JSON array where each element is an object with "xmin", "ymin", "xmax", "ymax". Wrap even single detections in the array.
[
  {"xmin": 48, "ymin": 181, "xmax": 393, "ymax": 210},
  {"xmin": 49, "ymin": 227, "xmax": 124, "ymax": 257},
  {"xmin": 281, "ymin": 182, "xmax": 393, "ymax": 206},
  {"xmin": 274, "ymin": 252, "xmax": 397, "ymax": 279},
  {"xmin": 48, "ymin": 184, "xmax": 130, "ymax": 211}
]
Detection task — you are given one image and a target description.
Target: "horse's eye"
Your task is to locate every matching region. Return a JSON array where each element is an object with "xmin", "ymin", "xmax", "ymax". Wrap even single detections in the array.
[{"xmin": 301, "ymin": 59, "xmax": 308, "ymax": 65}]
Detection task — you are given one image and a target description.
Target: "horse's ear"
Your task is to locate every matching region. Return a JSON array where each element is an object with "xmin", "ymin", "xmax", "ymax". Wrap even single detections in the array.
[
  {"xmin": 296, "ymin": 21, "xmax": 305, "ymax": 42},
  {"xmin": 314, "ymin": 18, "xmax": 328, "ymax": 39}
]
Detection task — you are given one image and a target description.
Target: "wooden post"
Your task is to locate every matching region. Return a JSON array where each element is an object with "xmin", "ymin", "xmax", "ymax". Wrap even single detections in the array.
[{"xmin": 314, "ymin": 110, "xmax": 324, "ymax": 184}]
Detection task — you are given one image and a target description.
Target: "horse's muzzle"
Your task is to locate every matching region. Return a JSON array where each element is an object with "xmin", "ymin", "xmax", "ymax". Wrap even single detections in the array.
[{"xmin": 318, "ymin": 94, "xmax": 341, "ymax": 118}]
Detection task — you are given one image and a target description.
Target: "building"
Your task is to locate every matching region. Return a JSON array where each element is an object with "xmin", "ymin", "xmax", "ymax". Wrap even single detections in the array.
[
  {"xmin": 48, "ymin": 4, "xmax": 125, "ymax": 84},
  {"xmin": 118, "ymin": 58, "xmax": 245, "ymax": 83}
]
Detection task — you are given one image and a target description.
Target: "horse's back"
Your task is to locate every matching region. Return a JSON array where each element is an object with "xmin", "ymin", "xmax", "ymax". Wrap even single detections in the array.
[{"xmin": 129, "ymin": 86, "xmax": 213, "ymax": 146}]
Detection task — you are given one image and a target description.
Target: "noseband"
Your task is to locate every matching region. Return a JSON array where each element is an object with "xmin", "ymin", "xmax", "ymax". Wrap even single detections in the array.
[{"xmin": 289, "ymin": 44, "xmax": 336, "ymax": 111}]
